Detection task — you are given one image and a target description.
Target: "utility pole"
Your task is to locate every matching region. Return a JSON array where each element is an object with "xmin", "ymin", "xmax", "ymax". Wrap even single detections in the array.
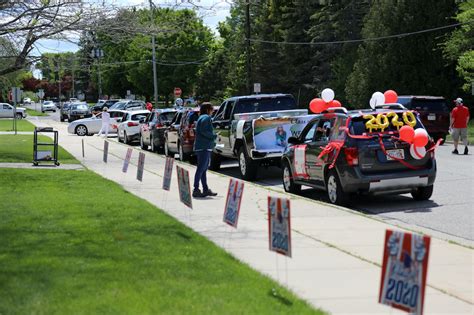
[
  {"xmin": 149, "ymin": 0, "xmax": 159, "ymax": 107},
  {"xmin": 71, "ymin": 55, "xmax": 75, "ymax": 98},
  {"xmin": 245, "ymin": 0, "xmax": 252, "ymax": 94},
  {"xmin": 56, "ymin": 60, "xmax": 61, "ymax": 107}
]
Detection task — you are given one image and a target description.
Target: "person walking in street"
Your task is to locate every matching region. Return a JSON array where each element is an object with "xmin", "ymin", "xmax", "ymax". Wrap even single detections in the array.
[
  {"xmin": 193, "ymin": 102, "xmax": 218, "ymax": 198},
  {"xmin": 146, "ymin": 102, "xmax": 153, "ymax": 111},
  {"xmin": 97, "ymin": 107, "xmax": 110, "ymax": 138},
  {"xmin": 450, "ymin": 98, "xmax": 470, "ymax": 155}
]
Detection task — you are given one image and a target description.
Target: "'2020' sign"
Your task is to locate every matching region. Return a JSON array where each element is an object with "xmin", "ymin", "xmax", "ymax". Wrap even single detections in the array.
[
  {"xmin": 379, "ymin": 230, "xmax": 430, "ymax": 315},
  {"xmin": 268, "ymin": 196, "xmax": 292, "ymax": 257}
]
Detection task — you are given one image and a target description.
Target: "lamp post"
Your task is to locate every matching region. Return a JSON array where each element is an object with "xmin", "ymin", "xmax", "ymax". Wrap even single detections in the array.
[{"xmin": 149, "ymin": 0, "xmax": 159, "ymax": 107}]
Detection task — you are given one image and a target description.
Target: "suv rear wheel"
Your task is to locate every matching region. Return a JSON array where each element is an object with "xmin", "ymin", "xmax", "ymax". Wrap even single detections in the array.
[
  {"xmin": 411, "ymin": 185, "xmax": 433, "ymax": 201},
  {"xmin": 326, "ymin": 170, "xmax": 349, "ymax": 206},
  {"xmin": 282, "ymin": 161, "xmax": 301, "ymax": 194},
  {"xmin": 123, "ymin": 131, "xmax": 130, "ymax": 144},
  {"xmin": 238, "ymin": 147, "xmax": 258, "ymax": 181}
]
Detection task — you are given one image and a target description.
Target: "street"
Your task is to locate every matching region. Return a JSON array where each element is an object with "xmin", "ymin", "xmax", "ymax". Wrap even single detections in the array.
[{"xmin": 35, "ymin": 109, "xmax": 474, "ymax": 247}]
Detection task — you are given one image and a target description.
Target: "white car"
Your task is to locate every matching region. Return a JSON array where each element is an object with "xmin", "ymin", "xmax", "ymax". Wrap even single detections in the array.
[
  {"xmin": 23, "ymin": 97, "xmax": 31, "ymax": 105},
  {"xmin": 0, "ymin": 103, "xmax": 27, "ymax": 118},
  {"xmin": 118, "ymin": 110, "xmax": 150, "ymax": 144},
  {"xmin": 67, "ymin": 109, "xmax": 126, "ymax": 136},
  {"xmin": 42, "ymin": 101, "xmax": 56, "ymax": 112}
]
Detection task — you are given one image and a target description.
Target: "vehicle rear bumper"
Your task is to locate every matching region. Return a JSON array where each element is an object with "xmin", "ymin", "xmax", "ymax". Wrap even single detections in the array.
[{"xmin": 338, "ymin": 160, "xmax": 437, "ymax": 194}]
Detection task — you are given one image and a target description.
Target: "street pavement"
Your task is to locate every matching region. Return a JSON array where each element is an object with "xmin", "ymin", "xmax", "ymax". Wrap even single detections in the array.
[{"xmin": 23, "ymin": 110, "xmax": 473, "ymax": 314}]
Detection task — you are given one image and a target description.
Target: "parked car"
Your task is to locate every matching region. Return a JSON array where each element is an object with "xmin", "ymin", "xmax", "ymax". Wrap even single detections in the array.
[
  {"xmin": 397, "ymin": 96, "xmax": 450, "ymax": 142},
  {"xmin": 0, "ymin": 103, "xmax": 27, "ymax": 119},
  {"xmin": 109, "ymin": 100, "xmax": 145, "ymax": 111},
  {"xmin": 90, "ymin": 99, "xmax": 120, "ymax": 115},
  {"xmin": 281, "ymin": 107, "xmax": 436, "ymax": 205},
  {"xmin": 117, "ymin": 110, "xmax": 150, "ymax": 144},
  {"xmin": 164, "ymin": 107, "xmax": 219, "ymax": 161},
  {"xmin": 41, "ymin": 101, "xmax": 56, "ymax": 113},
  {"xmin": 50, "ymin": 97, "xmax": 60, "ymax": 108},
  {"xmin": 23, "ymin": 97, "xmax": 31, "ymax": 105},
  {"xmin": 67, "ymin": 102, "xmax": 91, "ymax": 122},
  {"xmin": 60, "ymin": 103, "xmax": 70, "ymax": 121},
  {"xmin": 139, "ymin": 109, "xmax": 177, "ymax": 152},
  {"xmin": 67, "ymin": 110, "xmax": 126, "ymax": 136},
  {"xmin": 210, "ymin": 94, "xmax": 308, "ymax": 180}
]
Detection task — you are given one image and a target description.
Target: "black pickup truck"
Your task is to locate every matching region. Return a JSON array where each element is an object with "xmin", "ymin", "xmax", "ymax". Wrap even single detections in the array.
[{"xmin": 209, "ymin": 94, "xmax": 310, "ymax": 181}]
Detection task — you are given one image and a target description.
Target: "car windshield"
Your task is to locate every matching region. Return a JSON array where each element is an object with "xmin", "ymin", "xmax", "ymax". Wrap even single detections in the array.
[
  {"xmin": 131, "ymin": 113, "xmax": 148, "ymax": 121},
  {"xmin": 44, "ymin": 101, "xmax": 53, "ymax": 105},
  {"xmin": 71, "ymin": 104, "xmax": 88, "ymax": 110},
  {"xmin": 159, "ymin": 111, "xmax": 176, "ymax": 122},
  {"xmin": 349, "ymin": 113, "xmax": 424, "ymax": 135},
  {"xmin": 110, "ymin": 102, "xmax": 125, "ymax": 110},
  {"xmin": 234, "ymin": 96, "xmax": 297, "ymax": 115}
]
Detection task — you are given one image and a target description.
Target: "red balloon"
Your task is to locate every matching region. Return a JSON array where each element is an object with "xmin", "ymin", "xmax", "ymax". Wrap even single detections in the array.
[
  {"xmin": 329, "ymin": 100, "xmax": 342, "ymax": 107},
  {"xmin": 399, "ymin": 125, "xmax": 415, "ymax": 143},
  {"xmin": 309, "ymin": 98, "xmax": 327, "ymax": 113},
  {"xmin": 384, "ymin": 90, "xmax": 398, "ymax": 104},
  {"xmin": 413, "ymin": 128, "xmax": 429, "ymax": 147}
]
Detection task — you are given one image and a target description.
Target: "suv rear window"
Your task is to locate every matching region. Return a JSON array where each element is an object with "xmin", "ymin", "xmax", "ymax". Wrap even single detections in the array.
[
  {"xmin": 234, "ymin": 97, "xmax": 296, "ymax": 115},
  {"xmin": 185, "ymin": 111, "xmax": 199, "ymax": 125},
  {"xmin": 410, "ymin": 99, "xmax": 448, "ymax": 112},
  {"xmin": 349, "ymin": 114, "xmax": 423, "ymax": 135},
  {"xmin": 131, "ymin": 113, "xmax": 148, "ymax": 121},
  {"xmin": 159, "ymin": 112, "xmax": 176, "ymax": 122}
]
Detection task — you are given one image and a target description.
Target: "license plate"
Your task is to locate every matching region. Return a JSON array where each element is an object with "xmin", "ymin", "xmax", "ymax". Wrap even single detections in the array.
[
  {"xmin": 427, "ymin": 114, "xmax": 436, "ymax": 121},
  {"xmin": 80, "ymin": 115, "xmax": 84, "ymax": 118},
  {"xmin": 386, "ymin": 149, "xmax": 404, "ymax": 161}
]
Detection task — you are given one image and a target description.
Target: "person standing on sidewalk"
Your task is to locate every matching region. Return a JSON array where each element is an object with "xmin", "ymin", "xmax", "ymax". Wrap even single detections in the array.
[
  {"xmin": 97, "ymin": 107, "xmax": 110, "ymax": 138},
  {"xmin": 450, "ymin": 98, "xmax": 470, "ymax": 155},
  {"xmin": 193, "ymin": 102, "xmax": 218, "ymax": 198}
]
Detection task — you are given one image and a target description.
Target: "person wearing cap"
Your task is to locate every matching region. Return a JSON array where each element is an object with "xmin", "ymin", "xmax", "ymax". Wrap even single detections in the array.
[
  {"xmin": 450, "ymin": 98, "xmax": 470, "ymax": 155},
  {"xmin": 192, "ymin": 102, "xmax": 218, "ymax": 198},
  {"xmin": 97, "ymin": 107, "xmax": 110, "ymax": 137},
  {"xmin": 173, "ymin": 98, "xmax": 184, "ymax": 110}
]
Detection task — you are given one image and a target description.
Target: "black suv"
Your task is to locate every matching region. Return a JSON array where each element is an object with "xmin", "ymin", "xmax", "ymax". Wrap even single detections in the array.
[
  {"xmin": 397, "ymin": 96, "xmax": 450, "ymax": 142},
  {"xmin": 281, "ymin": 108, "xmax": 436, "ymax": 205}
]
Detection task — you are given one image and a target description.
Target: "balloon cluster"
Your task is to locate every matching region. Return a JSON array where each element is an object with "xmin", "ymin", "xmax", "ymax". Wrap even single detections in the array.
[
  {"xmin": 399, "ymin": 125, "xmax": 429, "ymax": 160},
  {"xmin": 369, "ymin": 90, "xmax": 398, "ymax": 109},
  {"xmin": 309, "ymin": 88, "xmax": 342, "ymax": 114}
]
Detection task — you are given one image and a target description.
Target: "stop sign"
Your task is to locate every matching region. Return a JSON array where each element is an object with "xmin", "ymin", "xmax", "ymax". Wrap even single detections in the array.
[{"xmin": 174, "ymin": 87, "xmax": 182, "ymax": 97}]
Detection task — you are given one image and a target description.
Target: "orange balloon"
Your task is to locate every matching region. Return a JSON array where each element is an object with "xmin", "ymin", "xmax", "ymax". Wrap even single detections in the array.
[
  {"xmin": 413, "ymin": 128, "xmax": 429, "ymax": 147},
  {"xmin": 330, "ymin": 100, "xmax": 342, "ymax": 107},
  {"xmin": 399, "ymin": 125, "xmax": 415, "ymax": 143},
  {"xmin": 309, "ymin": 98, "xmax": 327, "ymax": 113},
  {"xmin": 384, "ymin": 90, "xmax": 398, "ymax": 103}
]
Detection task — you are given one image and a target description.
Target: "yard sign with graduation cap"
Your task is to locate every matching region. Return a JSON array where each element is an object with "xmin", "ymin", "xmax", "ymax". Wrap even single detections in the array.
[
  {"xmin": 176, "ymin": 165, "xmax": 192, "ymax": 209},
  {"xmin": 268, "ymin": 196, "xmax": 292, "ymax": 257},
  {"xmin": 162, "ymin": 157, "xmax": 174, "ymax": 191},
  {"xmin": 223, "ymin": 178, "xmax": 244, "ymax": 228},
  {"xmin": 379, "ymin": 230, "xmax": 430, "ymax": 315}
]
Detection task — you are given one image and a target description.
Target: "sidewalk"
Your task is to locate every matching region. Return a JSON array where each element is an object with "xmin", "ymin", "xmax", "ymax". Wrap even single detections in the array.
[{"xmin": 27, "ymin": 118, "xmax": 473, "ymax": 314}]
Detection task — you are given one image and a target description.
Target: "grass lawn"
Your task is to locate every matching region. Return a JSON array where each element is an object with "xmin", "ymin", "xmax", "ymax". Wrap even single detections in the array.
[
  {"xmin": 446, "ymin": 120, "xmax": 474, "ymax": 144},
  {"xmin": 26, "ymin": 108, "xmax": 48, "ymax": 116},
  {"xmin": 0, "ymin": 135, "xmax": 79, "ymax": 164},
  {"xmin": 0, "ymin": 169, "xmax": 321, "ymax": 314},
  {"xmin": 0, "ymin": 119, "xmax": 35, "ymax": 132}
]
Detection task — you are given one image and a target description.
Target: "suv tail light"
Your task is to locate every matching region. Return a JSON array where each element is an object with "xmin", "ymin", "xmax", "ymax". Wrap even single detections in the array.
[
  {"xmin": 344, "ymin": 147, "xmax": 359, "ymax": 166},
  {"xmin": 127, "ymin": 121, "xmax": 139, "ymax": 127},
  {"xmin": 155, "ymin": 123, "xmax": 163, "ymax": 129}
]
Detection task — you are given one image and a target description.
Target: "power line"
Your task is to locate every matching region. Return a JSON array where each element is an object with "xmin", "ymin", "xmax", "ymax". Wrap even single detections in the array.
[{"xmin": 246, "ymin": 20, "xmax": 474, "ymax": 46}]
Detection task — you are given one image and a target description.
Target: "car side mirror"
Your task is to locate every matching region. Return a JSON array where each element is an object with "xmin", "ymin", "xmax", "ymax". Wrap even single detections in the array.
[{"xmin": 288, "ymin": 137, "xmax": 300, "ymax": 145}]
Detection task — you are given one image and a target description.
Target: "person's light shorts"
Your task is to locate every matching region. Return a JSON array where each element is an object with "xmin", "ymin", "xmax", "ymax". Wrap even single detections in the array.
[{"xmin": 452, "ymin": 128, "xmax": 467, "ymax": 141}]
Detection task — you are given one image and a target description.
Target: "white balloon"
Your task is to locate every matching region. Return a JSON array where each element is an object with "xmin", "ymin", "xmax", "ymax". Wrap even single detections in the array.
[
  {"xmin": 369, "ymin": 97, "xmax": 377, "ymax": 109},
  {"xmin": 321, "ymin": 88, "xmax": 335, "ymax": 103},
  {"xmin": 372, "ymin": 92, "xmax": 385, "ymax": 106},
  {"xmin": 410, "ymin": 144, "xmax": 426, "ymax": 160},
  {"xmin": 414, "ymin": 128, "xmax": 428, "ymax": 139}
]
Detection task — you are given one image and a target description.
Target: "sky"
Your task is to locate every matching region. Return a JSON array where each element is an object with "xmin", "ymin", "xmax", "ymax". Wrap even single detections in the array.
[{"xmin": 33, "ymin": 0, "xmax": 231, "ymax": 56}]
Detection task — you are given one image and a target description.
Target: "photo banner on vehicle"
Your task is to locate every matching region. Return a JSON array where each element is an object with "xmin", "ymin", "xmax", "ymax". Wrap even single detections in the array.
[
  {"xmin": 162, "ymin": 157, "xmax": 174, "ymax": 191},
  {"xmin": 253, "ymin": 115, "xmax": 314, "ymax": 153},
  {"xmin": 268, "ymin": 196, "xmax": 292, "ymax": 257},
  {"xmin": 136, "ymin": 152, "xmax": 145, "ymax": 181},
  {"xmin": 122, "ymin": 148, "xmax": 133, "ymax": 173},
  {"xmin": 223, "ymin": 178, "xmax": 245, "ymax": 228},
  {"xmin": 176, "ymin": 165, "xmax": 192, "ymax": 209},
  {"xmin": 293, "ymin": 144, "xmax": 309, "ymax": 178},
  {"xmin": 379, "ymin": 230, "xmax": 430, "ymax": 315},
  {"xmin": 103, "ymin": 140, "xmax": 109, "ymax": 163}
]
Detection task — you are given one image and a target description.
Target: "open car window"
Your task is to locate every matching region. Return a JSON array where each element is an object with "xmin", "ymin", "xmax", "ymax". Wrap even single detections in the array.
[{"xmin": 301, "ymin": 120, "xmax": 319, "ymax": 143}]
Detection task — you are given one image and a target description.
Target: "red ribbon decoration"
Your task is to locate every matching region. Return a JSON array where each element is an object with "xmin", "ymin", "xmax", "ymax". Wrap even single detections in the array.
[{"xmin": 317, "ymin": 140, "xmax": 344, "ymax": 169}]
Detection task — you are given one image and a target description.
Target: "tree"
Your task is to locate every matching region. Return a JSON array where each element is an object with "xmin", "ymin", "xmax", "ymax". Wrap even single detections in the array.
[
  {"xmin": 346, "ymin": 0, "xmax": 458, "ymax": 107},
  {"xmin": 444, "ymin": 0, "xmax": 474, "ymax": 93}
]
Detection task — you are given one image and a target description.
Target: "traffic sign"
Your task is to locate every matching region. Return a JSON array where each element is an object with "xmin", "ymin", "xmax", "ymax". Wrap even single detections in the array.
[
  {"xmin": 37, "ymin": 89, "xmax": 45, "ymax": 99},
  {"xmin": 11, "ymin": 87, "xmax": 22, "ymax": 103},
  {"xmin": 254, "ymin": 83, "xmax": 261, "ymax": 94}
]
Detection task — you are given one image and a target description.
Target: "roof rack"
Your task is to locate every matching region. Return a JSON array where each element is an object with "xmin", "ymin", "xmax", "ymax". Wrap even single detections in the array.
[
  {"xmin": 321, "ymin": 107, "xmax": 348, "ymax": 114},
  {"xmin": 375, "ymin": 103, "xmax": 406, "ymax": 110}
]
